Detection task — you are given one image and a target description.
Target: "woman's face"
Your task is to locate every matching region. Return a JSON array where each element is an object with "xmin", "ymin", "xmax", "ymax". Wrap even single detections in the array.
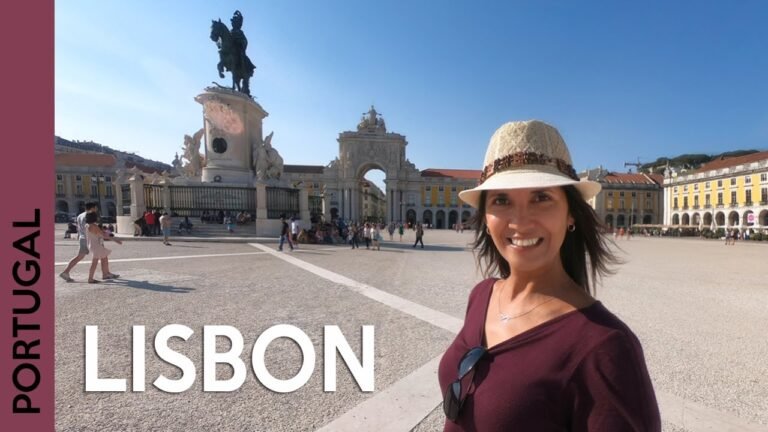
[{"xmin": 485, "ymin": 187, "xmax": 573, "ymax": 275}]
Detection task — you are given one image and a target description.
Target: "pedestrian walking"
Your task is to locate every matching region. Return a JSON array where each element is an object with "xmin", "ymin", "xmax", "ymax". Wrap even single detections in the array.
[
  {"xmin": 59, "ymin": 202, "xmax": 98, "ymax": 282},
  {"xmin": 160, "ymin": 211, "xmax": 172, "ymax": 245},
  {"xmin": 398, "ymin": 223, "xmax": 404, "ymax": 241},
  {"xmin": 291, "ymin": 217, "xmax": 300, "ymax": 248},
  {"xmin": 278, "ymin": 215, "xmax": 294, "ymax": 251},
  {"xmin": 441, "ymin": 120, "xmax": 659, "ymax": 430},
  {"xmin": 387, "ymin": 222, "xmax": 395, "ymax": 241},
  {"xmin": 413, "ymin": 223, "xmax": 424, "ymax": 248},
  {"xmin": 351, "ymin": 224, "xmax": 360, "ymax": 249},
  {"xmin": 84, "ymin": 211, "xmax": 122, "ymax": 283},
  {"xmin": 364, "ymin": 223, "xmax": 371, "ymax": 249}
]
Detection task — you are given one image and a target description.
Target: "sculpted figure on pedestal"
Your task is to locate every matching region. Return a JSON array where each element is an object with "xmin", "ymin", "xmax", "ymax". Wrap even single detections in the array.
[
  {"xmin": 182, "ymin": 128, "xmax": 205, "ymax": 177},
  {"xmin": 253, "ymin": 132, "xmax": 270, "ymax": 181},
  {"xmin": 264, "ymin": 132, "xmax": 284, "ymax": 180}
]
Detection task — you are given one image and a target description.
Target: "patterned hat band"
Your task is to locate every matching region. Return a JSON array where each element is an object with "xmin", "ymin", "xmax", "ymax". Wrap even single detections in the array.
[{"xmin": 480, "ymin": 151, "xmax": 579, "ymax": 184}]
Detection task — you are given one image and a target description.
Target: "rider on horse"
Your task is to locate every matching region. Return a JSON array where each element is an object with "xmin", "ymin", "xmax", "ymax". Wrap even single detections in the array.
[
  {"xmin": 210, "ymin": 10, "xmax": 256, "ymax": 96},
  {"xmin": 230, "ymin": 11, "xmax": 248, "ymax": 72}
]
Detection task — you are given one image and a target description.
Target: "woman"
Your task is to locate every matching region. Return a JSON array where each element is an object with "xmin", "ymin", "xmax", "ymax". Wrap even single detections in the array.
[
  {"xmin": 439, "ymin": 120, "xmax": 660, "ymax": 431},
  {"xmin": 85, "ymin": 212, "xmax": 122, "ymax": 283}
]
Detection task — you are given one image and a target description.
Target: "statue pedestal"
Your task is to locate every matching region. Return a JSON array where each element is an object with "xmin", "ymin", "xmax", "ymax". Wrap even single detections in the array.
[{"xmin": 196, "ymin": 87, "xmax": 268, "ymax": 185}]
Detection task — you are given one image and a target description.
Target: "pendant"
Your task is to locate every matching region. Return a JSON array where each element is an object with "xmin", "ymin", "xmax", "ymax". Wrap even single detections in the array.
[{"xmin": 499, "ymin": 313, "xmax": 512, "ymax": 323}]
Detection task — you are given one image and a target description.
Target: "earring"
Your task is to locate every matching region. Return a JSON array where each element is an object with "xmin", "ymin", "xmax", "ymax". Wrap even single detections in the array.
[
  {"xmin": 485, "ymin": 225, "xmax": 490, "ymax": 234},
  {"xmin": 567, "ymin": 224, "xmax": 576, "ymax": 232}
]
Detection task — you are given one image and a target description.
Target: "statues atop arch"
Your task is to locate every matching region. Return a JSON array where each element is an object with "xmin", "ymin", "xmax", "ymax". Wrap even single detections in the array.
[{"xmin": 357, "ymin": 105, "xmax": 386, "ymax": 132}]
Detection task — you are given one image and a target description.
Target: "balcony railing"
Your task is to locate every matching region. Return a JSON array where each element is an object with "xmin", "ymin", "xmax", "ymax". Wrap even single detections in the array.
[
  {"xmin": 704, "ymin": 204, "xmax": 712, "ymax": 209},
  {"xmin": 730, "ymin": 203, "xmax": 738, "ymax": 208},
  {"xmin": 745, "ymin": 201, "xmax": 753, "ymax": 206},
  {"xmin": 672, "ymin": 206, "xmax": 679, "ymax": 211},
  {"xmin": 692, "ymin": 205, "xmax": 700, "ymax": 209},
  {"xmin": 682, "ymin": 206, "xmax": 689, "ymax": 210}
]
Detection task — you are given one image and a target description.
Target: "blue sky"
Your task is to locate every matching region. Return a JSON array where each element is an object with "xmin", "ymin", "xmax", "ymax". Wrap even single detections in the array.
[{"xmin": 56, "ymin": 0, "xmax": 768, "ymax": 189}]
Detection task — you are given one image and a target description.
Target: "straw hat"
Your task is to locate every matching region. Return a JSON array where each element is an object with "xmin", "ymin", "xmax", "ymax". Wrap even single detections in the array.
[{"xmin": 458, "ymin": 120, "xmax": 601, "ymax": 208}]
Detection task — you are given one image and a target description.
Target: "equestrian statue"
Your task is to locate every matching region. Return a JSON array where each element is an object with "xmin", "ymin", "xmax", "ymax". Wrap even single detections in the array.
[{"xmin": 210, "ymin": 10, "xmax": 256, "ymax": 96}]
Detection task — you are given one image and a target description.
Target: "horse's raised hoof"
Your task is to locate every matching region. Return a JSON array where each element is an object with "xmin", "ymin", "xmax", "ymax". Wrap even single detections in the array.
[{"xmin": 219, "ymin": 72, "xmax": 225, "ymax": 79}]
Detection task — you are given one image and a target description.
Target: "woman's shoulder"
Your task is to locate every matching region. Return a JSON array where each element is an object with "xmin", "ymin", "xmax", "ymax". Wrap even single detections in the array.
[
  {"xmin": 466, "ymin": 278, "xmax": 496, "ymax": 305},
  {"xmin": 567, "ymin": 302, "xmax": 645, "ymax": 357}
]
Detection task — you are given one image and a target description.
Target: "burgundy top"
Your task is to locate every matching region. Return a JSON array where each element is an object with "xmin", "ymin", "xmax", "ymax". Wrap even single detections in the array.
[{"xmin": 439, "ymin": 279, "xmax": 661, "ymax": 431}]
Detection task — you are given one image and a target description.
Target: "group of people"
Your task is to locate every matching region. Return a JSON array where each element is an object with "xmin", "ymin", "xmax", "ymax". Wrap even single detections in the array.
[
  {"xmin": 725, "ymin": 229, "xmax": 742, "ymax": 245},
  {"xmin": 59, "ymin": 202, "xmax": 123, "ymax": 284},
  {"xmin": 133, "ymin": 209, "xmax": 174, "ymax": 245},
  {"xmin": 199, "ymin": 210, "xmax": 252, "ymax": 225},
  {"xmin": 278, "ymin": 215, "xmax": 302, "ymax": 251},
  {"xmin": 612, "ymin": 226, "xmax": 633, "ymax": 240},
  {"xmin": 344, "ymin": 222, "xmax": 384, "ymax": 250},
  {"xmin": 133, "ymin": 209, "xmax": 164, "ymax": 237}
]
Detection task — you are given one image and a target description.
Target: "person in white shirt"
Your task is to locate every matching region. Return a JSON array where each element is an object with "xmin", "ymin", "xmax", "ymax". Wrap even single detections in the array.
[
  {"xmin": 59, "ymin": 202, "xmax": 98, "ymax": 282},
  {"xmin": 290, "ymin": 217, "xmax": 300, "ymax": 247}
]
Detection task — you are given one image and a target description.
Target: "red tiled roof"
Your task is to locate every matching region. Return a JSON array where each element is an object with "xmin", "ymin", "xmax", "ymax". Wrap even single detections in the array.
[
  {"xmin": 602, "ymin": 172, "xmax": 659, "ymax": 185},
  {"xmin": 55, "ymin": 152, "xmax": 117, "ymax": 167},
  {"xmin": 647, "ymin": 173, "xmax": 664, "ymax": 185},
  {"xmin": 694, "ymin": 151, "xmax": 768, "ymax": 173},
  {"xmin": 421, "ymin": 169, "xmax": 482, "ymax": 179}
]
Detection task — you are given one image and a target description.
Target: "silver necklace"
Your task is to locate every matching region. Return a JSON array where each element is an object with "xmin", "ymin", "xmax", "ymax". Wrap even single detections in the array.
[{"xmin": 497, "ymin": 285, "xmax": 556, "ymax": 323}]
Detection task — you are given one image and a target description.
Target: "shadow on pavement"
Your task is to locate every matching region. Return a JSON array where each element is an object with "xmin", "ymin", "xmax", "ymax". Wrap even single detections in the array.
[
  {"xmin": 104, "ymin": 279, "xmax": 195, "ymax": 293},
  {"xmin": 379, "ymin": 241, "xmax": 470, "ymax": 252}
]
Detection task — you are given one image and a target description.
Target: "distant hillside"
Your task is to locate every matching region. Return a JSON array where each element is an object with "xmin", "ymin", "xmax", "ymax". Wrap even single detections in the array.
[
  {"xmin": 640, "ymin": 150, "xmax": 761, "ymax": 174},
  {"xmin": 55, "ymin": 136, "xmax": 173, "ymax": 172}
]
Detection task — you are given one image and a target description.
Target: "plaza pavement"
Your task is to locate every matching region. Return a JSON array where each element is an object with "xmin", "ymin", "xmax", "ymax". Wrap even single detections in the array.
[{"xmin": 53, "ymin": 224, "xmax": 768, "ymax": 431}]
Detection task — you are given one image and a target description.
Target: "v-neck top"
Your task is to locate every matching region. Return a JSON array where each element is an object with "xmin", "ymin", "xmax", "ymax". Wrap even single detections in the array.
[{"xmin": 438, "ymin": 278, "xmax": 660, "ymax": 431}]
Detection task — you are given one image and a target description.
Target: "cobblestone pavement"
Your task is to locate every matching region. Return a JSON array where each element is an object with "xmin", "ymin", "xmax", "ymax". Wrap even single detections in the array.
[{"xmin": 54, "ymin": 225, "xmax": 768, "ymax": 431}]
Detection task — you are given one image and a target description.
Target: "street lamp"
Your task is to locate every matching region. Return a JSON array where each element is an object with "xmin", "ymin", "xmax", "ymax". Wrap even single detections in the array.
[{"xmin": 91, "ymin": 174, "xmax": 104, "ymax": 216}]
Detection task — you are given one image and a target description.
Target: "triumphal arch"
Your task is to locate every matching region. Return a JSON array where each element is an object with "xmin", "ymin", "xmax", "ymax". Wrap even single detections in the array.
[{"xmin": 284, "ymin": 106, "xmax": 425, "ymax": 224}]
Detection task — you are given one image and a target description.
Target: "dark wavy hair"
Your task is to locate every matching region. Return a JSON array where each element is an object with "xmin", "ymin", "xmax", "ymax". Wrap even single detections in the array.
[{"xmin": 471, "ymin": 186, "xmax": 619, "ymax": 294}]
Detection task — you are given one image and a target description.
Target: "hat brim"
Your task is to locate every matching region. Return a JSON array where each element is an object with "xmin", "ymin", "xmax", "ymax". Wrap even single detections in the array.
[{"xmin": 458, "ymin": 170, "xmax": 601, "ymax": 209}]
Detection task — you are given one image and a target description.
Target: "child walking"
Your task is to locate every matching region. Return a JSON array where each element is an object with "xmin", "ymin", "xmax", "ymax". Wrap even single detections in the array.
[{"xmin": 85, "ymin": 212, "xmax": 122, "ymax": 283}]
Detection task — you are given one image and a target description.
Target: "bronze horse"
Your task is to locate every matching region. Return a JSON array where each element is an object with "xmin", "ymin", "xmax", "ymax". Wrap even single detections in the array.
[{"xmin": 210, "ymin": 19, "xmax": 255, "ymax": 96}]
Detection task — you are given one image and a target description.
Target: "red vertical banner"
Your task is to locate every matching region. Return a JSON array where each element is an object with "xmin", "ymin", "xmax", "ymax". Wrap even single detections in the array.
[{"xmin": 0, "ymin": 1, "xmax": 55, "ymax": 431}]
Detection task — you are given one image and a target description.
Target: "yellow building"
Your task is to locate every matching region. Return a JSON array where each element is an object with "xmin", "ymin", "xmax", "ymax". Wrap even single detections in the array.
[
  {"xmin": 581, "ymin": 169, "xmax": 664, "ymax": 229},
  {"xmin": 664, "ymin": 151, "xmax": 768, "ymax": 230},
  {"xmin": 55, "ymin": 136, "xmax": 172, "ymax": 221},
  {"xmin": 55, "ymin": 152, "xmax": 118, "ymax": 219},
  {"xmin": 421, "ymin": 169, "xmax": 480, "ymax": 229},
  {"xmin": 360, "ymin": 181, "xmax": 386, "ymax": 222}
]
